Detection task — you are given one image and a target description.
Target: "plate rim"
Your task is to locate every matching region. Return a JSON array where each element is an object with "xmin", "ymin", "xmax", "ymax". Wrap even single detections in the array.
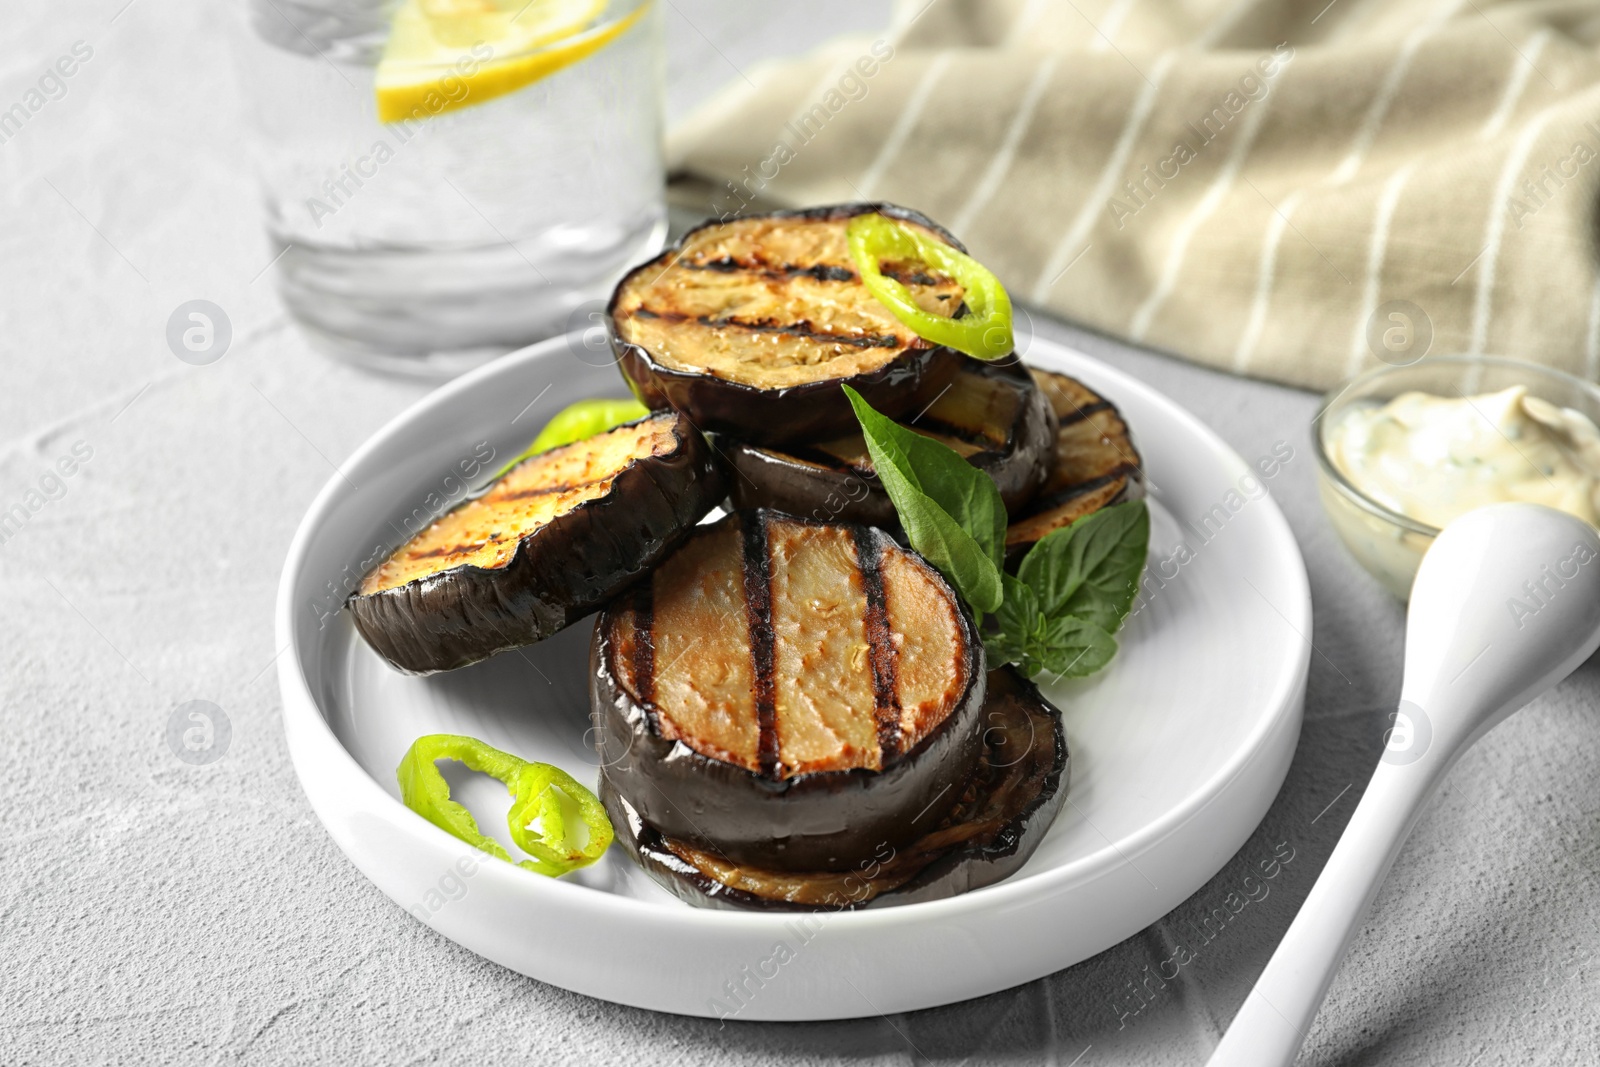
[{"xmin": 275, "ymin": 334, "xmax": 1310, "ymax": 936}]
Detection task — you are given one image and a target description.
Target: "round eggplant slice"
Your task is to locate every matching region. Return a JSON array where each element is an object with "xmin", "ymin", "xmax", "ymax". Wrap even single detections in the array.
[
  {"xmin": 722, "ymin": 358, "xmax": 1058, "ymax": 525},
  {"xmin": 591, "ymin": 510, "xmax": 985, "ymax": 872},
  {"xmin": 1005, "ymin": 369, "xmax": 1145, "ymax": 565},
  {"xmin": 604, "ymin": 666, "xmax": 1068, "ymax": 910},
  {"xmin": 349, "ymin": 411, "xmax": 724, "ymax": 674},
  {"xmin": 607, "ymin": 203, "xmax": 969, "ymax": 447}
]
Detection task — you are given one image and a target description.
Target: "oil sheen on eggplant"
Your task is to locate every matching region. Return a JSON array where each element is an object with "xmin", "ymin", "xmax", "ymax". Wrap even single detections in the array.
[
  {"xmin": 606, "ymin": 204, "xmax": 970, "ymax": 447},
  {"xmin": 349, "ymin": 412, "xmax": 724, "ymax": 674},
  {"xmin": 1005, "ymin": 369, "xmax": 1145, "ymax": 564},
  {"xmin": 591, "ymin": 510, "xmax": 985, "ymax": 872},
  {"xmin": 605, "ymin": 666, "xmax": 1068, "ymax": 910},
  {"xmin": 722, "ymin": 358, "xmax": 1058, "ymax": 526}
]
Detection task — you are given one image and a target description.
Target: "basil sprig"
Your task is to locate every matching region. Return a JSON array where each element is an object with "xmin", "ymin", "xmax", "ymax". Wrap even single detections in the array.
[
  {"xmin": 844, "ymin": 388, "xmax": 1148, "ymax": 679},
  {"xmin": 988, "ymin": 504, "xmax": 1149, "ymax": 677}
]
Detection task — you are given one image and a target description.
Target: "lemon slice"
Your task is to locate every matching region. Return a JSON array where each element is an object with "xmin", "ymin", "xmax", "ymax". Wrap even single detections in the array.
[{"xmin": 375, "ymin": 0, "xmax": 647, "ymax": 123}]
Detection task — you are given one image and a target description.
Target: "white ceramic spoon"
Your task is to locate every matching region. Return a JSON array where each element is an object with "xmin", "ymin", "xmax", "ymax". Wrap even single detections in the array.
[{"xmin": 1207, "ymin": 503, "xmax": 1600, "ymax": 1067}]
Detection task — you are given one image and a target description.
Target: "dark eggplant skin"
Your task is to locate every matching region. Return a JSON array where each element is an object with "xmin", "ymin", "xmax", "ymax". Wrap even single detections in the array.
[
  {"xmin": 590, "ymin": 512, "xmax": 987, "ymax": 872},
  {"xmin": 886, "ymin": 668, "xmax": 1068, "ymax": 905},
  {"xmin": 347, "ymin": 413, "xmax": 725, "ymax": 675},
  {"xmin": 721, "ymin": 358, "xmax": 1059, "ymax": 525},
  {"xmin": 606, "ymin": 203, "xmax": 969, "ymax": 447},
  {"xmin": 722, "ymin": 439, "xmax": 896, "ymax": 527},
  {"xmin": 604, "ymin": 666, "xmax": 1069, "ymax": 911}
]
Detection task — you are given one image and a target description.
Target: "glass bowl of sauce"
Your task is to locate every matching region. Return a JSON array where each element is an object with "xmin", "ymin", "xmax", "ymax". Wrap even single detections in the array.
[{"xmin": 1313, "ymin": 356, "xmax": 1600, "ymax": 598}]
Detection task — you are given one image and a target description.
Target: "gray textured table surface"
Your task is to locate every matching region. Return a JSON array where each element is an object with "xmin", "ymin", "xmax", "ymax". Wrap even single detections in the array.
[{"xmin": 5, "ymin": 2, "xmax": 1599, "ymax": 1064}]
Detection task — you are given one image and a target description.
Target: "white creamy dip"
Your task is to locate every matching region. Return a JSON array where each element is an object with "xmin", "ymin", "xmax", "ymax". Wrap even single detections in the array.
[{"xmin": 1327, "ymin": 385, "xmax": 1600, "ymax": 529}]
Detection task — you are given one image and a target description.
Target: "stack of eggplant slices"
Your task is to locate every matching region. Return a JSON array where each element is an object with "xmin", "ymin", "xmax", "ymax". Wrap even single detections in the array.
[{"xmin": 351, "ymin": 203, "xmax": 1146, "ymax": 911}]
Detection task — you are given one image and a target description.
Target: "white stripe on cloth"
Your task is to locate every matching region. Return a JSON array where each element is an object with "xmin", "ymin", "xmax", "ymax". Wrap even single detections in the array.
[
  {"xmin": 1478, "ymin": 30, "xmax": 1553, "ymax": 141},
  {"xmin": 1587, "ymin": 275, "xmax": 1600, "ymax": 380},
  {"xmin": 1330, "ymin": 13, "xmax": 1451, "ymax": 184},
  {"xmin": 784, "ymin": 54, "xmax": 856, "ymax": 130},
  {"xmin": 1232, "ymin": 188, "xmax": 1309, "ymax": 371},
  {"xmin": 1118, "ymin": 0, "xmax": 1307, "ymax": 343},
  {"xmin": 1234, "ymin": 7, "xmax": 1456, "ymax": 369},
  {"xmin": 1345, "ymin": 161, "xmax": 1419, "ymax": 377},
  {"xmin": 1036, "ymin": 0, "xmax": 1264, "ymax": 311},
  {"xmin": 1341, "ymin": 27, "xmax": 1546, "ymax": 375},
  {"xmin": 1325, "ymin": 0, "xmax": 1463, "ymax": 44},
  {"xmin": 1469, "ymin": 106, "xmax": 1562, "ymax": 354},
  {"xmin": 1029, "ymin": 50, "xmax": 1178, "ymax": 304},
  {"xmin": 1325, "ymin": 0, "xmax": 1393, "ymax": 42},
  {"xmin": 1091, "ymin": 0, "xmax": 1141, "ymax": 53},
  {"xmin": 1195, "ymin": 0, "xmax": 1262, "ymax": 49},
  {"xmin": 1004, "ymin": 0, "xmax": 1052, "ymax": 48},
  {"xmin": 1128, "ymin": 88, "xmax": 1275, "ymax": 342},
  {"xmin": 855, "ymin": 53, "xmax": 952, "ymax": 200},
  {"xmin": 950, "ymin": 54, "xmax": 1060, "ymax": 236}
]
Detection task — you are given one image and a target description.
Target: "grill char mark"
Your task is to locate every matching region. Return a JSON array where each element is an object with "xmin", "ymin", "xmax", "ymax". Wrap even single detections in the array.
[
  {"xmin": 620, "ymin": 305, "xmax": 905, "ymax": 350},
  {"xmin": 774, "ymin": 419, "xmax": 1002, "ymax": 479},
  {"xmin": 886, "ymin": 268, "xmax": 945, "ymax": 287},
  {"xmin": 678, "ymin": 255, "xmax": 945, "ymax": 288},
  {"xmin": 630, "ymin": 582, "xmax": 657, "ymax": 722},
  {"xmin": 1027, "ymin": 466, "xmax": 1135, "ymax": 514},
  {"xmin": 496, "ymin": 482, "xmax": 581, "ymax": 502},
  {"xmin": 740, "ymin": 513, "xmax": 780, "ymax": 777},
  {"xmin": 683, "ymin": 257, "xmax": 857, "ymax": 283},
  {"xmin": 403, "ymin": 539, "xmax": 498, "ymax": 562},
  {"xmin": 739, "ymin": 365, "xmax": 1029, "ymax": 489},
  {"xmin": 700, "ymin": 316, "xmax": 902, "ymax": 349},
  {"xmin": 853, "ymin": 528, "xmax": 903, "ymax": 762},
  {"xmin": 1054, "ymin": 400, "xmax": 1114, "ymax": 428},
  {"xmin": 905, "ymin": 415, "xmax": 1006, "ymax": 454},
  {"xmin": 390, "ymin": 425, "xmax": 677, "ymax": 573}
]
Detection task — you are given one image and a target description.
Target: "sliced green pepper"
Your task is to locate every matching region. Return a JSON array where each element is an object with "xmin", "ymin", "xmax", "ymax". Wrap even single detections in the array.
[
  {"xmin": 494, "ymin": 397, "xmax": 649, "ymax": 479},
  {"xmin": 846, "ymin": 212, "xmax": 1014, "ymax": 361},
  {"xmin": 505, "ymin": 761, "xmax": 613, "ymax": 874},
  {"xmin": 396, "ymin": 733, "xmax": 613, "ymax": 877}
]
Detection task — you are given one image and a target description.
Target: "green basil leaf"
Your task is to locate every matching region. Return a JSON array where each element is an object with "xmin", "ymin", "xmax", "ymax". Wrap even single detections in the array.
[
  {"xmin": 982, "ymin": 629, "xmax": 1027, "ymax": 674},
  {"xmin": 984, "ymin": 573, "xmax": 1038, "ymax": 672},
  {"xmin": 843, "ymin": 386, "xmax": 1006, "ymax": 567},
  {"xmin": 986, "ymin": 574, "xmax": 1117, "ymax": 678},
  {"xmin": 1034, "ymin": 615, "xmax": 1119, "ymax": 678},
  {"xmin": 1018, "ymin": 500, "xmax": 1149, "ymax": 633},
  {"xmin": 898, "ymin": 490, "xmax": 1005, "ymax": 614},
  {"xmin": 844, "ymin": 386, "xmax": 1004, "ymax": 613},
  {"xmin": 991, "ymin": 572, "xmax": 1038, "ymax": 638}
]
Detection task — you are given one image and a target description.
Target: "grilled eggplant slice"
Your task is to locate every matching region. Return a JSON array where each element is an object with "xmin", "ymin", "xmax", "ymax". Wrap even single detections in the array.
[
  {"xmin": 723, "ymin": 358, "xmax": 1058, "ymax": 525},
  {"xmin": 607, "ymin": 203, "xmax": 970, "ymax": 446},
  {"xmin": 1005, "ymin": 369, "xmax": 1145, "ymax": 564},
  {"xmin": 605, "ymin": 666, "xmax": 1068, "ymax": 910},
  {"xmin": 592, "ymin": 510, "xmax": 985, "ymax": 872},
  {"xmin": 349, "ymin": 411, "xmax": 724, "ymax": 674}
]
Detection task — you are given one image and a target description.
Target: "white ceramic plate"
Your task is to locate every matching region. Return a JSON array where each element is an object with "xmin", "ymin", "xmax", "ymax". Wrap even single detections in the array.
[{"xmin": 276, "ymin": 335, "xmax": 1310, "ymax": 1021}]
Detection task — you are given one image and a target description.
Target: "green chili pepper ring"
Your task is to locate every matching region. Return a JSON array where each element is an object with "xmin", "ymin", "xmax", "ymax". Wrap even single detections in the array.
[
  {"xmin": 846, "ymin": 212, "xmax": 1015, "ymax": 361},
  {"xmin": 396, "ymin": 733, "xmax": 613, "ymax": 877}
]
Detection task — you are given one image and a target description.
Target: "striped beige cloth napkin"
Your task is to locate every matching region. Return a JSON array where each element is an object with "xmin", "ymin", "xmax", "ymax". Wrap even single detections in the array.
[{"xmin": 666, "ymin": 0, "xmax": 1600, "ymax": 391}]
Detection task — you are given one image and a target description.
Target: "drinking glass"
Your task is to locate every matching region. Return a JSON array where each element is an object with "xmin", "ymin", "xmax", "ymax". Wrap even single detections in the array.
[{"xmin": 242, "ymin": 0, "xmax": 665, "ymax": 377}]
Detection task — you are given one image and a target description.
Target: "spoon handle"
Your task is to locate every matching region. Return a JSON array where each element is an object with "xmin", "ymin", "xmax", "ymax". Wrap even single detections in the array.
[{"xmin": 1205, "ymin": 742, "xmax": 1451, "ymax": 1067}]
